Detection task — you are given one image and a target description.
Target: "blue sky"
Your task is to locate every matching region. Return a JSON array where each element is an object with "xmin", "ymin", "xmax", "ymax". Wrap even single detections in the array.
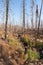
[{"xmin": 0, "ymin": 0, "xmax": 43, "ymax": 27}]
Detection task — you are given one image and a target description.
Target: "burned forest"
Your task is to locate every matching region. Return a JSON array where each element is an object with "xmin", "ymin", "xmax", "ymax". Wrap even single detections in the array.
[{"xmin": 0, "ymin": 0, "xmax": 43, "ymax": 65}]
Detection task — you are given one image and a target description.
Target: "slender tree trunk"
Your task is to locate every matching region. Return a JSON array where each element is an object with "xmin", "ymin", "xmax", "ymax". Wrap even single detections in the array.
[
  {"xmin": 36, "ymin": 5, "xmax": 38, "ymax": 29},
  {"xmin": 23, "ymin": 0, "xmax": 25, "ymax": 33},
  {"xmin": 5, "ymin": 0, "xmax": 9, "ymax": 40},
  {"xmin": 37, "ymin": 0, "xmax": 43, "ymax": 38},
  {"xmin": 31, "ymin": 0, "xmax": 34, "ymax": 30},
  {"xmin": 35, "ymin": 4, "xmax": 38, "ymax": 42}
]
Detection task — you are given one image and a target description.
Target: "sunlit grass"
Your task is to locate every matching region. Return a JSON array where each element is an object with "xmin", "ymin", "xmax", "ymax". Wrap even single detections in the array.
[{"xmin": 7, "ymin": 34, "xmax": 23, "ymax": 51}]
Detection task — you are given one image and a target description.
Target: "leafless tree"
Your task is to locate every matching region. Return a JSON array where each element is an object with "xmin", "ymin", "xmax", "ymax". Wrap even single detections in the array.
[
  {"xmin": 35, "ymin": 4, "xmax": 38, "ymax": 29},
  {"xmin": 37, "ymin": 0, "xmax": 43, "ymax": 38},
  {"xmin": 23, "ymin": 0, "xmax": 25, "ymax": 32},
  {"xmin": 5, "ymin": 0, "xmax": 9, "ymax": 40},
  {"xmin": 31, "ymin": 0, "xmax": 34, "ymax": 29},
  {"xmin": 35, "ymin": 4, "xmax": 38, "ymax": 42}
]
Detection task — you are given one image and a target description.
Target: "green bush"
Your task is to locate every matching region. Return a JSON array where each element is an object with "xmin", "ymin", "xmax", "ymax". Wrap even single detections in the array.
[
  {"xmin": 18, "ymin": 44, "xmax": 24, "ymax": 54},
  {"xmin": 8, "ymin": 37, "xmax": 15, "ymax": 44},
  {"xmin": 28, "ymin": 40, "xmax": 36, "ymax": 48},
  {"xmin": 22, "ymin": 37, "xmax": 28, "ymax": 43},
  {"xmin": 8, "ymin": 37, "xmax": 24, "ymax": 53},
  {"xmin": 28, "ymin": 49, "xmax": 40, "ymax": 61}
]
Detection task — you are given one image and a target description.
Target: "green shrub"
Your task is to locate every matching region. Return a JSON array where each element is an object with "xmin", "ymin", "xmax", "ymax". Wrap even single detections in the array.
[
  {"xmin": 28, "ymin": 49, "xmax": 40, "ymax": 61},
  {"xmin": 8, "ymin": 37, "xmax": 24, "ymax": 53},
  {"xmin": 18, "ymin": 48, "xmax": 23, "ymax": 54},
  {"xmin": 28, "ymin": 40, "xmax": 36, "ymax": 48},
  {"xmin": 18, "ymin": 44, "xmax": 24, "ymax": 54},
  {"xmin": 22, "ymin": 37, "xmax": 28, "ymax": 43},
  {"xmin": 8, "ymin": 37, "xmax": 15, "ymax": 44}
]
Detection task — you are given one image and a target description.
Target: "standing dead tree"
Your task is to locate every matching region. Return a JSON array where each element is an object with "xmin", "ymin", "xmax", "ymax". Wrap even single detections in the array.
[
  {"xmin": 5, "ymin": 0, "xmax": 9, "ymax": 40},
  {"xmin": 35, "ymin": 4, "xmax": 38, "ymax": 43},
  {"xmin": 23, "ymin": 0, "xmax": 25, "ymax": 32},
  {"xmin": 37, "ymin": 0, "xmax": 43, "ymax": 38},
  {"xmin": 31, "ymin": 0, "xmax": 34, "ymax": 29},
  {"xmin": 27, "ymin": 19, "xmax": 29, "ymax": 32},
  {"xmin": 36, "ymin": 4, "xmax": 38, "ymax": 29}
]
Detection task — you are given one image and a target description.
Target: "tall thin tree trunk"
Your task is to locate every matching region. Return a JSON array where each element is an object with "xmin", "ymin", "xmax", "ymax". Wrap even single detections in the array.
[
  {"xmin": 31, "ymin": 0, "xmax": 34, "ymax": 30},
  {"xmin": 5, "ymin": 0, "xmax": 9, "ymax": 40},
  {"xmin": 36, "ymin": 5, "xmax": 38, "ymax": 29},
  {"xmin": 23, "ymin": 0, "xmax": 25, "ymax": 33},
  {"xmin": 37, "ymin": 0, "xmax": 43, "ymax": 38},
  {"xmin": 35, "ymin": 4, "xmax": 38, "ymax": 44}
]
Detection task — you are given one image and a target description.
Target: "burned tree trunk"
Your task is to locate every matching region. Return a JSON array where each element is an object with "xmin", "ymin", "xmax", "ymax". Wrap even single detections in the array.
[
  {"xmin": 37, "ymin": 0, "xmax": 43, "ymax": 38},
  {"xmin": 5, "ymin": 0, "xmax": 9, "ymax": 40},
  {"xmin": 35, "ymin": 4, "xmax": 38, "ymax": 42},
  {"xmin": 36, "ymin": 5, "xmax": 38, "ymax": 29},
  {"xmin": 23, "ymin": 0, "xmax": 25, "ymax": 33},
  {"xmin": 31, "ymin": 0, "xmax": 34, "ymax": 30}
]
